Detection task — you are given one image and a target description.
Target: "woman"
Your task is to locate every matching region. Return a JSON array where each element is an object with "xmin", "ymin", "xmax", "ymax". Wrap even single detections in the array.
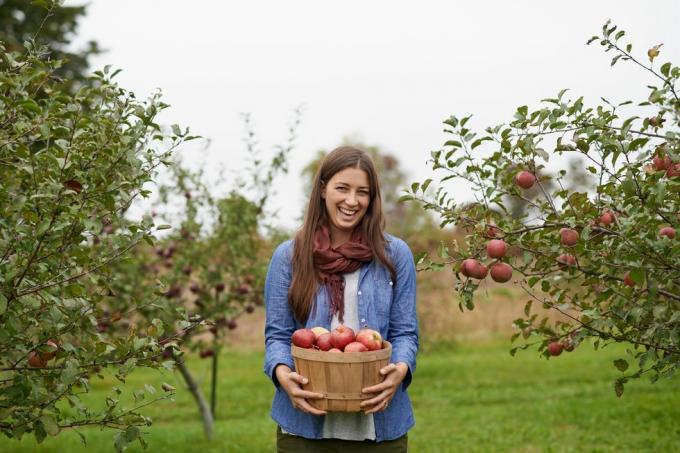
[{"xmin": 264, "ymin": 146, "xmax": 418, "ymax": 452}]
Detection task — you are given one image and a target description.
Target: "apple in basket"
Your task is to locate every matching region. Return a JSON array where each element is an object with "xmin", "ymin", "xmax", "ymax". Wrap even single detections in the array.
[
  {"xmin": 356, "ymin": 328, "xmax": 382, "ymax": 351},
  {"xmin": 330, "ymin": 325, "xmax": 355, "ymax": 350},
  {"xmin": 344, "ymin": 342, "xmax": 368, "ymax": 352},
  {"xmin": 310, "ymin": 326, "xmax": 329, "ymax": 339},
  {"xmin": 291, "ymin": 328, "xmax": 315, "ymax": 348},
  {"xmin": 315, "ymin": 332, "xmax": 333, "ymax": 351}
]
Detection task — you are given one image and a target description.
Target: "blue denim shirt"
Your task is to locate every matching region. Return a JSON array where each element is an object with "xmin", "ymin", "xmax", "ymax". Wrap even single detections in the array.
[{"xmin": 263, "ymin": 234, "xmax": 419, "ymax": 441}]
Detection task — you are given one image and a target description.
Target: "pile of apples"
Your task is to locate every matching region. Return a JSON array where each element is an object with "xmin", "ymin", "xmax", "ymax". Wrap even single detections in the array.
[{"xmin": 291, "ymin": 325, "xmax": 383, "ymax": 353}]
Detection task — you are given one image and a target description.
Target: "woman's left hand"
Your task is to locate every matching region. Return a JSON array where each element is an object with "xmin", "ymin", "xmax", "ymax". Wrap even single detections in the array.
[{"xmin": 360, "ymin": 362, "xmax": 409, "ymax": 414}]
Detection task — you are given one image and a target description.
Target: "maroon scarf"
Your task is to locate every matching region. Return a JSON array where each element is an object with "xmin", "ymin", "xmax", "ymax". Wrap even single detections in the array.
[{"xmin": 313, "ymin": 225, "xmax": 373, "ymax": 323}]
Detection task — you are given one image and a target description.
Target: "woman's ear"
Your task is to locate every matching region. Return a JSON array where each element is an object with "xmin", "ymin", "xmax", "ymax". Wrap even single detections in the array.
[{"xmin": 320, "ymin": 181, "xmax": 326, "ymax": 199}]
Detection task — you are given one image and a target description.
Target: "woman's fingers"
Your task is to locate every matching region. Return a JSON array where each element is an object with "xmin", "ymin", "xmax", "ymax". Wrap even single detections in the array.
[
  {"xmin": 380, "ymin": 363, "xmax": 397, "ymax": 375},
  {"xmin": 294, "ymin": 398, "xmax": 327, "ymax": 416},
  {"xmin": 359, "ymin": 389, "xmax": 390, "ymax": 410},
  {"xmin": 293, "ymin": 389, "xmax": 326, "ymax": 399},
  {"xmin": 288, "ymin": 371, "xmax": 308, "ymax": 385}
]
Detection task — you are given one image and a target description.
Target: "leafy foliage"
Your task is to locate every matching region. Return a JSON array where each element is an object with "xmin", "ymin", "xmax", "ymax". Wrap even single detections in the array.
[
  {"xmin": 0, "ymin": 43, "xmax": 192, "ymax": 450},
  {"xmin": 407, "ymin": 21, "xmax": 679, "ymax": 395},
  {"xmin": 0, "ymin": 0, "xmax": 100, "ymax": 92}
]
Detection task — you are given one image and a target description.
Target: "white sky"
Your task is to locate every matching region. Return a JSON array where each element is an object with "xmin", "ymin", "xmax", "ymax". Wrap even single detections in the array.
[{"xmin": 67, "ymin": 0, "xmax": 680, "ymax": 230}]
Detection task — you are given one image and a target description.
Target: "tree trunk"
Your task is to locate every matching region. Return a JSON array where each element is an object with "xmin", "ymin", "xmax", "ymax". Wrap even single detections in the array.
[
  {"xmin": 174, "ymin": 355, "xmax": 214, "ymax": 439},
  {"xmin": 210, "ymin": 333, "xmax": 219, "ymax": 418}
]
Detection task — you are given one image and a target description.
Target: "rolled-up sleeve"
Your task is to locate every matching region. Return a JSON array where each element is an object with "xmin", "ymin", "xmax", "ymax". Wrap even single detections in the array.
[
  {"xmin": 387, "ymin": 238, "xmax": 419, "ymax": 390},
  {"xmin": 263, "ymin": 241, "xmax": 296, "ymax": 387}
]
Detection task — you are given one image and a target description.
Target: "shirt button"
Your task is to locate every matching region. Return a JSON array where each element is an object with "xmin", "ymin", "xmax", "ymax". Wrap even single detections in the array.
[
  {"xmin": 358, "ymin": 291, "xmax": 362, "ymax": 296},
  {"xmin": 389, "ymin": 281, "xmax": 393, "ymax": 286},
  {"xmin": 361, "ymin": 318, "xmax": 366, "ymax": 323}
]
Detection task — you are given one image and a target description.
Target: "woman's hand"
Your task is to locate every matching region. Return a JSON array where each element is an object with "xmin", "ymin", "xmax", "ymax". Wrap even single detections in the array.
[
  {"xmin": 275, "ymin": 364, "xmax": 327, "ymax": 416},
  {"xmin": 360, "ymin": 362, "xmax": 409, "ymax": 414}
]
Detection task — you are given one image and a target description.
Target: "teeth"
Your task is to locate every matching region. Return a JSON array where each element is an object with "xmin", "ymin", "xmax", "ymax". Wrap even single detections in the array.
[{"xmin": 339, "ymin": 207, "xmax": 357, "ymax": 216}]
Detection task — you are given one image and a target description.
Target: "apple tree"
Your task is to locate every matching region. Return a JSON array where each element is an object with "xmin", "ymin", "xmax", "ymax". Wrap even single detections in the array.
[
  {"xmin": 405, "ymin": 22, "xmax": 679, "ymax": 395},
  {"xmin": 103, "ymin": 112, "xmax": 299, "ymax": 438},
  {"xmin": 0, "ymin": 43, "xmax": 196, "ymax": 450}
]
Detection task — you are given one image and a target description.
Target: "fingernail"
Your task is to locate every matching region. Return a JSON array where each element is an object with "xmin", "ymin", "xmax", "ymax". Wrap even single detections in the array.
[{"xmin": 302, "ymin": 378, "xmax": 308, "ymax": 384}]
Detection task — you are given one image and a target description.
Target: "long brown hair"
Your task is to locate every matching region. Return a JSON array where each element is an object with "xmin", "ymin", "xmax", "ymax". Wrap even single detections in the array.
[{"xmin": 289, "ymin": 146, "xmax": 396, "ymax": 324}]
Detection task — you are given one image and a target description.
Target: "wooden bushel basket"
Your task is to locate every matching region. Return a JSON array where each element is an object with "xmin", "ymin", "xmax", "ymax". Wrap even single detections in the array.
[{"xmin": 291, "ymin": 341, "xmax": 392, "ymax": 412}]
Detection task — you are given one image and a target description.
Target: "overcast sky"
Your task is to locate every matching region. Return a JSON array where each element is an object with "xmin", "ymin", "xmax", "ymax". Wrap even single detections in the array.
[{"xmin": 67, "ymin": 0, "xmax": 680, "ymax": 230}]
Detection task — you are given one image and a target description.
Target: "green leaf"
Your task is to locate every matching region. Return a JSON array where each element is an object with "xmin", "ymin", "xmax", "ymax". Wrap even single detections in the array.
[
  {"xmin": 614, "ymin": 379, "xmax": 625, "ymax": 397},
  {"xmin": 614, "ymin": 359, "xmax": 629, "ymax": 372},
  {"xmin": 40, "ymin": 415, "xmax": 60, "ymax": 436},
  {"xmin": 62, "ymin": 359, "xmax": 80, "ymax": 385},
  {"xmin": 125, "ymin": 425, "xmax": 140, "ymax": 442},
  {"xmin": 630, "ymin": 268, "xmax": 645, "ymax": 285},
  {"xmin": 421, "ymin": 178, "xmax": 433, "ymax": 193},
  {"xmin": 660, "ymin": 62, "xmax": 671, "ymax": 77},
  {"xmin": 114, "ymin": 431, "xmax": 129, "ymax": 453},
  {"xmin": 0, "ymin": 294, "xmax": 7, "ymax": 315}
]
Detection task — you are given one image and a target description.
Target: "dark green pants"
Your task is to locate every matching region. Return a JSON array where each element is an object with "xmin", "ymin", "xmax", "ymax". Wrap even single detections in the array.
[{"xmin": 276, "ymin": 426, "xmax": 408, "ymax": 452}]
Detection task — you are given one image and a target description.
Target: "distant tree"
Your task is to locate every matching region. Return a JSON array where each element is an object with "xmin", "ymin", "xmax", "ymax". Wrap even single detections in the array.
[
  {"xmin": 0, "ymin": 0, "xmax": 100, "ymax": 91},
  {"xmin": 103, "ymin": 112, "xmax": 300, "ymax": 439}
]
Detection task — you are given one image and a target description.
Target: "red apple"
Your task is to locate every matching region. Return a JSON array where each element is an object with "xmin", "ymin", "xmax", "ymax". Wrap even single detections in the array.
[
  {"xmin": 562, "ymin": 340, "xmax": 575, "ymax": 352},
  {"xmin": 515, "ymin": 171, "xmax": 536, "ymax": 189},
  {"xmin": 470, "ymin": 262, "xmax": 488, "ymax": 279},
  {"xmin": 667, "ymin": 163, "xmax": 680, "ymax": 178},
  {"xmin": 310, "ymin": 326, "xmax": 329, "ymax": 339},
  {"xmin": 461, "ymin": 259, "xmax": 488, "ymax": 279},
  {"xmin": 653, "ymin": 155, "xmax": 672, "ymax": 171},
  {"xmin": 40, "ymin": 340, "xmax": 59, "ymax": 361},
  {"xmin": 559, "ymin": 228, "xmax": 579, "ymax": 247},
  {"xmin": 235, "ymin": 283, "xmax": 252, "ymax": 295},
  {"xmin": 292, "ymin": 328, "xmax": 315, "ymax": 348},
  {"xmin": 659, "ymin": 226, "xmax": 676, "ymax": 239},
  {"xmin": 598, "ymin": 211, "xmax": 615, "ymax": 226},
  {"xmin": 356, "ymin": 328, "xmax": 382, "ymax": 351},
  {"xmin": 28, "ymin": 351, "xmax": 47, "ymax": 368},
  {"xmin": 489, "ymin": 262, "xmax": 513, "ymax": 283},
  {"xmin": 486, "ymin": 239, "xmax": 508, "ymax": 259},
  {"xmin": 199, "ymin": 349, "xmax": 215, "ymax": 359},
  {"xmin": 547, "ymin": 342, "xmax": 563, "ymax": 356},
  {"xmin": 330, "ymin": 325, "xmax": 356, "ymax": 351},
  {"xmin": 328, "ymin": 348, "xmax": 343, "ymax": 353},
  {"xmin": 556, "ymin": 254, "xmax": 577, "ymax": 269},
  {"xmin": 315, "ymin": 332, "xmax": 332, "ymax": 351},
  {"xmin": 623, "ymin": 271, "xmax": 636, "ymax": 287},
  {"xmin": 344, "ymin": 341, "xmax": 368, "ymax": 353},
  {"xmin": 460, "ymin": 259, "xmax": 476, "ymax": 277}
]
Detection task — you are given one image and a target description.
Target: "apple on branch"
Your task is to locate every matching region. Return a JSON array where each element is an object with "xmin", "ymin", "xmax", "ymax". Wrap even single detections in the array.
[
  {"xmin": 486, "ymin": 239, "xmax": 508, "ymax": 259},
  {"xmin": 515, "ymin": 171, "xmax": 536, "ymax": 189}
]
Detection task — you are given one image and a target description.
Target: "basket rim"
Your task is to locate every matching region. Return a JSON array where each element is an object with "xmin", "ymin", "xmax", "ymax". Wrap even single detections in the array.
[{"xmin": 291, "ymin": 340, "xmax": 392, "ymax": 363}]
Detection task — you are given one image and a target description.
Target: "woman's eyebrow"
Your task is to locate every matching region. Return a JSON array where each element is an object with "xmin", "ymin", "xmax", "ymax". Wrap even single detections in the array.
[{"xmin": 334, "ymin": 181, "xmax": 369, "ymax": 189}]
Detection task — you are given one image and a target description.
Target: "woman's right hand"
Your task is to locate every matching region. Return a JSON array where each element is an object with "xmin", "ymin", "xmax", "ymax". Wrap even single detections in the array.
[{"xmin": 275, "ymin": 364, "xmax": 327, "ymax": 415}]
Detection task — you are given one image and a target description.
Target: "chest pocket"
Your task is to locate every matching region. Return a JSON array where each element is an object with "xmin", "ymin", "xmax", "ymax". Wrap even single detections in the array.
[{"xmin": 372, "ymin": 268, "xmax": 394, "ymax": 317}]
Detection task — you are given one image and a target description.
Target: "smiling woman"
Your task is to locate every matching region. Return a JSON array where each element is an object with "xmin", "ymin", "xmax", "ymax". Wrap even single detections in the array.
[{"xmin": 263, "ymin": 146, "xmax": 418, "ymax": 452}]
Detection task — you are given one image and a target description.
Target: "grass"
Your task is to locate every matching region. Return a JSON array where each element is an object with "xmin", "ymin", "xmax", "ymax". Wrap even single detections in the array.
[{"xmin": 1, "ymin": 339, "xmax": 679, "ymax": 452}]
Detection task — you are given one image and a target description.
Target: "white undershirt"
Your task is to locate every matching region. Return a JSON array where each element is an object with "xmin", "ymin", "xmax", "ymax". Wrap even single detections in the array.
[{"xmin": 322, "ymin": 268, "xmax": 376, "ymax": 440}]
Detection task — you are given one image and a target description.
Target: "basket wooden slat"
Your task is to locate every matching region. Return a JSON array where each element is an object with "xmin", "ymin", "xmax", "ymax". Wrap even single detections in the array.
[{"xmin": 291, "ymin": 341, "xmax": 392, "ymax": 412}]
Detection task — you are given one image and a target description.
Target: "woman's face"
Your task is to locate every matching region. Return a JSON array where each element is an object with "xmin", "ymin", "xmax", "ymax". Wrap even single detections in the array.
[{"xmin": 321, "ymin": 167, "xmax": 371, "ymax": 241}]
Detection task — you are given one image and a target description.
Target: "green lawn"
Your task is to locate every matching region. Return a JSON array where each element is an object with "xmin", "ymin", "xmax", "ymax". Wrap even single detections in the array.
[{"xmin": 2, "ymin": 339, "xmax": 679, "ymax": 452}]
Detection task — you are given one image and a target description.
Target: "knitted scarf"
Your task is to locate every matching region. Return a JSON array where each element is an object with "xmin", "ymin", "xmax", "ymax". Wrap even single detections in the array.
[{"xmin": 312, "ymin": 225, "xmax": 373, "ymax": 323}]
